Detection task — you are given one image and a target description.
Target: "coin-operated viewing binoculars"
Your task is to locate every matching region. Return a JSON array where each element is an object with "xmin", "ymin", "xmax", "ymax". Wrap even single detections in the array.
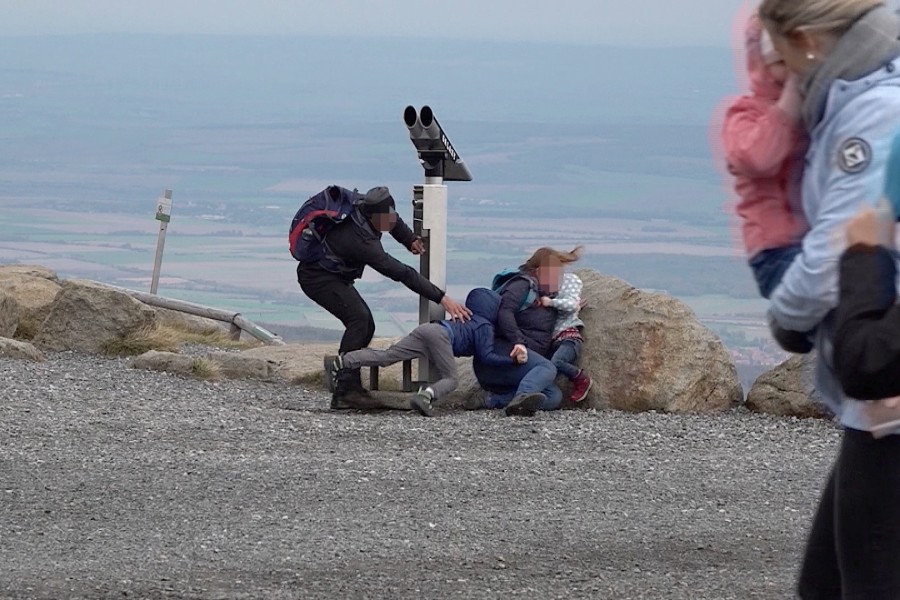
[
  {"xmin": 402, "ymin": 105, "xmax": 471, "ymax": 389},
  {"xmin": 404, "ymin": 105, "xmax": 472, "ymax": 182}
]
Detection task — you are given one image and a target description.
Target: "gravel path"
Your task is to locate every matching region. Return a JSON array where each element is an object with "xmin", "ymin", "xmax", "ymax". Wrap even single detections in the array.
[{"xmin": 0, "ymin": 352, "xmax": 840, "ymax": 599}]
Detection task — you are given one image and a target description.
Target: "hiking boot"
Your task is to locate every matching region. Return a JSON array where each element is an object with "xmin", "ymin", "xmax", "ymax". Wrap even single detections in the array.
[
  {"xmin": 347, "ymin": 376, "xmax": 373, "ymax": 400},
  {"xmin": 336, "ymin": 365, "xmax": 372, "ymax": 398},
  {"xmin": 504, "ymin": 392, "xmax": 545, "ymax": 417},
  {"xmin": 409, "ymin": 389, "xmax": 434, "ymax": 417},
  {"xmin": 570, "ymin": 370, "xmax": 593, "ymax": 403},
  {"xmin": 331, "ymin": 363, "xmax": 374, "ymax": 410},
  {"xmin": 330, "ymin": 391, "xmax": 352, "ymax": 410},
  {"xmin": 331, "ymin": 386, "xmax": 378, "ymax": 410},
  {"xmin": 330, "ymin": 382, "xmax": 354, "ymax": 409}
]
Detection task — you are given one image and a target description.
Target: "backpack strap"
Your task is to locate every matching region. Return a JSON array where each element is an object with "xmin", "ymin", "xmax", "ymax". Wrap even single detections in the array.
[{"xmin": 497, "ymin": 272, "xmax": 538, "ymax": 311}]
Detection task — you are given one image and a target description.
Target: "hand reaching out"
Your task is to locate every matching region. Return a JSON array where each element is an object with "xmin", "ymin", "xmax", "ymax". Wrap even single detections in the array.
[{"xmin": 440, "ymin": 295, "xmax": 472, "ymax": 322}]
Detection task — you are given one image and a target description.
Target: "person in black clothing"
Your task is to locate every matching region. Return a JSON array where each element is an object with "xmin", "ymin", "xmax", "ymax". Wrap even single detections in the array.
[
  {"xmin": 297, "ymin": 186, "xmax": 471, "ymax": 408},
  {"xmin": 797, "ymin": 206, "xmax": 900, "ymax": 599}
]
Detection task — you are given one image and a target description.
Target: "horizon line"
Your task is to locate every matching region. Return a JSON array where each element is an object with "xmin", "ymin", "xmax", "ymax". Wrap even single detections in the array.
[{"xmin": 0, "ymin": 31, "xmax": 731, "ymax": 51}]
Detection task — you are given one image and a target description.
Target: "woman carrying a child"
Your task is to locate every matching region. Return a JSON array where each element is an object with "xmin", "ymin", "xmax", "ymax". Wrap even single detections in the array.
[
  {"xmin": 474, "ymin": 245, "xmax": 592, "ymax": 416},
  {"xmin": 751, "ymin": 0, "xmax": 900, "ymax": 596}
]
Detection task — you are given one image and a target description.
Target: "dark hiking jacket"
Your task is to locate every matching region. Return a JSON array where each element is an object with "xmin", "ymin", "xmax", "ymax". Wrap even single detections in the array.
[{"xmin": 298, "ymin": 207, "xmax": 444, "ymax": 304}]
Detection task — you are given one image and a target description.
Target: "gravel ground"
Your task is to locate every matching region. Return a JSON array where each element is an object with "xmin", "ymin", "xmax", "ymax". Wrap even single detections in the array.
[{"xmin": 0, "ymin": 352, "xmax": 840, "ymax": 600}]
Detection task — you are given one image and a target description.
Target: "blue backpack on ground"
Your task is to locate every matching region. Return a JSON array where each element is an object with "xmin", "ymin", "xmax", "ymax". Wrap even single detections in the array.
[
  {"xmin": 491, "ymin": 268, "xmax": 538, "ymax": 312},
  {"xmin": 289, "ymin": 186, "xmax": 359, "ymax": 262}
]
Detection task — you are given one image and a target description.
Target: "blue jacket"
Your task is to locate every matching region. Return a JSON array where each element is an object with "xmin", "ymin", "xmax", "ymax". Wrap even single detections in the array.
[
  {"xmin": 441, "ymin": 288, "xmax": 514, "ymax": 367},
  {"xmin": 769, "ymin": 57, "xmax": 900, "ymax": 431}
]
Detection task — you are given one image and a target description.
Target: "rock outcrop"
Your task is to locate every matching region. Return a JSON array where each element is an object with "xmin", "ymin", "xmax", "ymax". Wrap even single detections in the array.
[
  {"xmin": 574, "ymin": 269, "xmax": 743, "ymax": 413},
  {"xmin": 0, "ymin": 264, "xmax": 61, "ymax": 338},
  {"xmin": 33, "ymin": 279, "xmax": 158, "ymax": 353},
  {"xmin": 0, "ymin": 290, "xmax": 20, "ymax": 338},
  {"xmin": 131, "ymin": 350, "xmax": 201, "ymax": 376},
  {"xmin": 206, "ymin": 351, "xmax": 276, "ymax": 379},
  {"xmin": 746, "ymin": 354, "xmax": 831, "ymax": 419}
]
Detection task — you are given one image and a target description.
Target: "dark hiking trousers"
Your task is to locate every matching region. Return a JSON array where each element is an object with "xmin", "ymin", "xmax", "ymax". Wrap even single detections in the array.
[
  {"xmin": 797, "ymin": 428, "xmax": 900, "ymax": 599},
  {"xmin": 298, "ymin": 266, "xmax": 375, "ymax": 355}
]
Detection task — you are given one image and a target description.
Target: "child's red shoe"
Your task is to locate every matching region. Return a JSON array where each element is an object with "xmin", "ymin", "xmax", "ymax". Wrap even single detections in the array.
[{"xmin": 570, "ymin": 370, "xmax": 593, "ymax": 403}]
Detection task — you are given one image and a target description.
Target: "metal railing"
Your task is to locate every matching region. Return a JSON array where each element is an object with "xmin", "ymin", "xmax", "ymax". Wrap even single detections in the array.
[{"xmin": 116, "ymin": 286, "xmax": 285, "ymax": 346}]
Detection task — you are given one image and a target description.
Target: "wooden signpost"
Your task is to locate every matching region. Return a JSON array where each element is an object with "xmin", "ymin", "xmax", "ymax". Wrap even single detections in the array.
[{"xmin": 150, "ymin": 189, "xmax": 173, "ymax": 294}]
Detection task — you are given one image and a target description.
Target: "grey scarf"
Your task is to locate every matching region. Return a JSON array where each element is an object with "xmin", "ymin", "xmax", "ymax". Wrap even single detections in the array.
[{"xmin": 801, "ymin": 5, "xmax": 900, "ymax": 131}]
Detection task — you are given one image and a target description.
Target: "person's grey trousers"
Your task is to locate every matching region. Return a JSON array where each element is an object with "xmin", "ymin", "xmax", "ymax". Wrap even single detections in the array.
[{"xmin": 341, "ymin": 323, "xmax": 458, "ymax": 400}]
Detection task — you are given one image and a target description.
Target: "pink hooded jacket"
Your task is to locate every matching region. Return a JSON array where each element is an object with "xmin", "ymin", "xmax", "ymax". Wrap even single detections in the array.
[{"xmin": 722, "ymin": 15, "xmax": 808, "ymax": 258}]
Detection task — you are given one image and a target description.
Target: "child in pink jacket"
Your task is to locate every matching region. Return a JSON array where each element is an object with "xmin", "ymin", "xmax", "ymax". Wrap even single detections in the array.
[{"xmin": 722, "ymin": 14, "xmax": 809, "ymax": 298}]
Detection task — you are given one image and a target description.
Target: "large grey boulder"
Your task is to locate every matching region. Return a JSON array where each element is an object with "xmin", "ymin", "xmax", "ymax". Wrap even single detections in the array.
[
  {"xmin": 0, "ymin": 265, "xmax": 61, "ymax": 337},
  {"xmin": 0, "ymin": 337, "xmax": 45, "ymax": 361},
  {"xmin": 0, "ymin": 290, "xmax": 20, "ymax": 338},
  {"xmin": 33, "ymin": 279, "xmax": 158, "ymax": 354},
  {"xmin": 574, "ymin": 269, "xmax": 743, "ymax": 413},
  {"xmin": 746, "ymin": 354, "xmax": 831, "ymax": 419}
]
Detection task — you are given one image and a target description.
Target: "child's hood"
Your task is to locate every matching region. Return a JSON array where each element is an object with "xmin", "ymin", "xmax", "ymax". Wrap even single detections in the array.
[
  {"xmin": 465, "ymin": 288, "xmax": 500, "ymax": 322},
  {"xmin": 744, "ymin": 14, "xmax": 782, "ymax": 102}
]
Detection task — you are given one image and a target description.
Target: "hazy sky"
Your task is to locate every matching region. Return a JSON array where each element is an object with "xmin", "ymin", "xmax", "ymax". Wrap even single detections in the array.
[{"xmin": 0, "ymin": 0, "xmax": 754, "ymax": 47}]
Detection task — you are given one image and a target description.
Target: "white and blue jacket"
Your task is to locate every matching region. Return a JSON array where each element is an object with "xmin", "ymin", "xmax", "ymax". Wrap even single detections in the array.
[{"xmin": 770, "ymin": 57, "xmax": 900, "ymax": 432}]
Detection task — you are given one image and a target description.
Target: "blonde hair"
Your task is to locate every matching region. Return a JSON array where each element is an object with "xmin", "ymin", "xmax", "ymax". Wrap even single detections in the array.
[
  {"xmin": 759, "ymin": 0, "xmax": 883, "ymax": 37},
  {"xmin": 524, "ymin": 245, "xmax": 584, "ymax": 270}
]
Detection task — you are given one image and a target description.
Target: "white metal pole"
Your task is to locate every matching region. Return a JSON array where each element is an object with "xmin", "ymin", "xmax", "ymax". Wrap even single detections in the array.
[
  {"xmin": 416, "ymin": 182, "xmax": 448, "ymax": 384},
  {"xmin": 422, "ymin": 182, "xmax": 447, "ymax": 322}
]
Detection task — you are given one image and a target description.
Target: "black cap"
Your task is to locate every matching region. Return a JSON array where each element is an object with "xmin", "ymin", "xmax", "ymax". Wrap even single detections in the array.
[{"xmin": 361, "ymin": 186, "xmax": 396, "ymax": 215}]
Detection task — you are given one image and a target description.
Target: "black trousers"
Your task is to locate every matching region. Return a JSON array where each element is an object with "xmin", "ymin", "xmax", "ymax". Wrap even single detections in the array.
[
  {"xmin": 798, "ymin": 428, "xmax": 900, "ymax": 599},
  {"xmin": 297, "ymin": 266, "xmax": 375, "ymax": 355}
]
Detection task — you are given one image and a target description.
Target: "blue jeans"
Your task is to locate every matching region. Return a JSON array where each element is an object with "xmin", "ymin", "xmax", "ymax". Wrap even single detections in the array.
[
  {"xmin": 749, "ymin": 245, "xmax": 802, "ymax": 299},
  {"xmin": 550, "ymin": 339, "xmax": 582, "ymax": 380},
  {"xmin": 474, "ymin": 352, "xmax": 562, "ymax": 411}
]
